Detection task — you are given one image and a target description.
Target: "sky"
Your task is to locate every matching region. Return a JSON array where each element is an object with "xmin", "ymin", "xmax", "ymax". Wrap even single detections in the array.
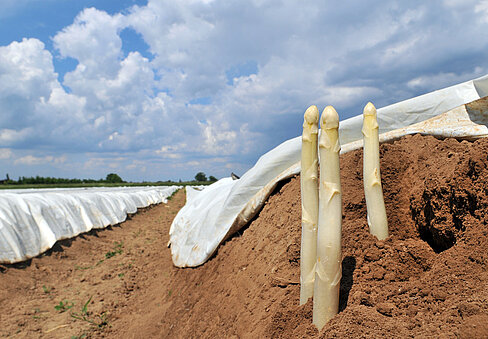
[{"xmin": 1, "ymin": 0, "xmax": 488, "ymax": 182}]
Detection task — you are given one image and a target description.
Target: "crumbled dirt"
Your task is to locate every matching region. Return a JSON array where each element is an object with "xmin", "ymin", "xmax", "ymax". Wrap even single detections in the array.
[{"xmin": 1, "ymin": 134, "xmax": 488, "ymax": 338}]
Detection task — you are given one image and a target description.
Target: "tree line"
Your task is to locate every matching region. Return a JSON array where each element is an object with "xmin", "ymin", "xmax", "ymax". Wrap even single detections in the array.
[
  {"xmin": 1, "ymin": 173, "xmax": 125, "ymax": 185},
  {"xmin": 194, "ymin": 172, "xmax": 218, "ymax": 182},
  {"xmin": 1, "ymin": 172, "xmax": 219, "ymax": 185}
]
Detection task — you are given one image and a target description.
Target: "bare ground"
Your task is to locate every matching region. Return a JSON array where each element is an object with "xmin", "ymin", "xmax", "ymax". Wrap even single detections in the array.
[{"xmin": 1, "ymin": 134, "xmax": 488, "ymax": 338}]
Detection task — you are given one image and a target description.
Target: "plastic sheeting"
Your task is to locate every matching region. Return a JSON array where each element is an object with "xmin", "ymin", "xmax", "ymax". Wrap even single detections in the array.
[
  {"xmin": 0, "ymin": 186, "xmax": 181, "ymax": 264},
  {"xmin": 170, "ymin": 74, "xmax": 488, "ymax": 268},
  {"xmin": 185, "ymin": 185, "xmax": 209, "ymax": 203}
]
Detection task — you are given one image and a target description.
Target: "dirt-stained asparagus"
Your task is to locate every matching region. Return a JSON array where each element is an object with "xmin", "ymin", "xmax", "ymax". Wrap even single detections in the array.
[
  {"xmin": 313, "ymin": 106, "xmax": 342, "ymax": 330},
  {"xmin": 300, "ymin": 105, "xmax": 319, "ymax": 305},
  {"xmin": 362, "ymin": 102, "xmax": 388, "ymax": 240}
]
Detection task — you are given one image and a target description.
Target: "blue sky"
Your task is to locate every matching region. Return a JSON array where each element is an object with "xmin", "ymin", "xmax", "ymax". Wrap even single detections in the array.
[{"xmin": 1, "ymin": 0, "xmax": 488, "ymax": 182}]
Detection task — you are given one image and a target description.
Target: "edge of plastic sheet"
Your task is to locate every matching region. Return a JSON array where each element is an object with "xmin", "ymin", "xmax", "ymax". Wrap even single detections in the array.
[{"xmin": 170, "ymin": 74, "xmax": 488, "ymax": 268}]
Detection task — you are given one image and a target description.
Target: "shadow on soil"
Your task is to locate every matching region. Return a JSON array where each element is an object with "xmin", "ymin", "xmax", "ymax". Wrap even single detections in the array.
[{"xmin": 0, "ymin": 223, "xmax": 124, "ymax": 273}]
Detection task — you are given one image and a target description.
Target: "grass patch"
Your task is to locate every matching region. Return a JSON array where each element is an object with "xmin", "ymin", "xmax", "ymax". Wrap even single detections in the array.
[
  {"xmin": 54, "ymin": 300, "xmax": 74, "ymax": 312},
  {"xmin": 105, "ymin": 241, "xmax": 123, "ymax": 259},
  {"xmin": 166, "ymin": 188, "xmax": 181, "ymax": 201},
  {"xmin": 70, "ymin": 296, "xmax": 108, "ymax": 328}
]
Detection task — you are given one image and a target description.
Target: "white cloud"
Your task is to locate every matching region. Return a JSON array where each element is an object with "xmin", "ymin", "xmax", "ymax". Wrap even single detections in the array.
[
  {"xmin": 53, "ymin": 8, "xmax": 124, "ymax": 77},
  {"xmin": 0, "ymin": 38, "xmax": 58, "ymax": 130},
  {"xmin": 2, "ymin": 1, "xmax": 488, "ymax": 181},
  {"xmin": 125, "ymin": 160, "xmax": 147, "ymax": 172},
  {"xmin": 198, "ymin": 120, "xmax": 237, "ymax": 155},
  {"xmin": 444, "ymin": 0, "xmax": 480, "ymax": 8},
  {"xmin": 186, "ymin": 160, "xmax": 203, "ymax": 167},
  {"xmin": 14, "ymin": 154, "xmax": 66, "ymax": 165},
  {"xmin": 0, "ymin": 148, "xmax": 12, "ymax": 159},
  {"xmin": 0, "ymin": 128, "xmax": 33, "ymax": 144},
  {"xmin": 475, "ymin": 1, "xmax": 488, "ymax": 22}
]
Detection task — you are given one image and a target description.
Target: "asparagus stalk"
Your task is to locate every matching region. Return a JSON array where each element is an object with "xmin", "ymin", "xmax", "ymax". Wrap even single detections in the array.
[
  {"xmin": 362, "ymin": 102, "xmax": 388, "ymax": 240},
  {"xmin": 313, "ymin": 106, "xmax": 342, "ymax": 330},
  {"xmin": 300, "ymin": 105, "xmax": 319, "ymax": 305}
]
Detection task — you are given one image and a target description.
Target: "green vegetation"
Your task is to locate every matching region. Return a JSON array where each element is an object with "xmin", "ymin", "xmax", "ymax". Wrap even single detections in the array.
[
  {"xmin": 166, "ymin": 188, "xmax": 181, "ymax": 201},
  {"xmin": 105, "ymin": 241, "xmax": 123, "ymax": 259},
  {"xmin": 194, "ymin": 172, "xmax": 207, "ymax": 182},
  {"xmin": 54, "ymin": 300, "xmax": 74, "ymax": 312},
  {"xmin": 8, "ymin": 174, "xmax": 114, "ymax": 185},
  {"xmin": 194, "ymin": 172, "xmax": 218, "ymax": 183},
  {"xmin": 0, "ymin": 172, "xmax": 218, "ymax": 189},
  {"xmin": 70, "ymin": 296, "xmax": 108, "ymax": 328},
  {"xmin": 105, "ymin": 173, "xmax": 123, "ymax": 183}
]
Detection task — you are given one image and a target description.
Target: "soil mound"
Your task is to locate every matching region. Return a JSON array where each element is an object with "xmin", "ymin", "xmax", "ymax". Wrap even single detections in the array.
[
  {"xmin": 1, "ymin": 134, "xmax": 487, "ymax": 338},
  {"xmin": 154, "ymin": 134, "xmax": 488, "ymax": 338}
]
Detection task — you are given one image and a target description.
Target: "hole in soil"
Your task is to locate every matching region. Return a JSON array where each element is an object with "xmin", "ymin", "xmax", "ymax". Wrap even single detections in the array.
[
  {"xmin": 410, "ymin": 186, "xmax": 479, "ymax": 254},
  {"xmin": 339, "ymin": 256, "xmax": 356, "ymax": 312},
  {"xmin": 417, "ymin": 196, "xmax": 456, "ymax": 253},
  {"xmin": 417, "ymin": 224, "xmax": 456, "ymax": 254}
]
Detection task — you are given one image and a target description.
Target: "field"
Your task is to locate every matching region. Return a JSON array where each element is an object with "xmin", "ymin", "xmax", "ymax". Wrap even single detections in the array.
[
  {"xmin": 0, "ymin": 181, "xmax": 211, "ymax": 190},
  {"xmin": 1, "ymin": 134, "xmax": 488, "ymax": 338}
]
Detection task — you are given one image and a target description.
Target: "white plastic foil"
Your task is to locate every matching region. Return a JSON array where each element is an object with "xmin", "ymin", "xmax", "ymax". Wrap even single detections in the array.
[
  {"xmin": 170, "ymin": 74, "xmax": 488, "ymax": 267},
  {"xmin": 0, "ymin": 186, "xmax": 181, "ymax": 264}
]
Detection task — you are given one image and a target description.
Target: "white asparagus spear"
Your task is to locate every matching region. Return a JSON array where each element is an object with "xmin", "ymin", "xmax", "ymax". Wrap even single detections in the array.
[
  {"xmin": 362, "ymin": 102, "xmax": 388, "ymax": 240},
  {"xmin": 313, "ymin": 106, "xmax": 342, "ymax": 330},
  {"xmin": 300, "ymin": 105, "xmax": 319, "ymax": 305}
]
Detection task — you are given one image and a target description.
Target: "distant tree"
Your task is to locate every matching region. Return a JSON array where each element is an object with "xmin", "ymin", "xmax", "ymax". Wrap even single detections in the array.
[
  {"xmin": 208, "ymin": 175, "xmax": 218, "ymax": 182},
  {"xmin": 6, "ymin": 173, "xmax": 9, "ymax": 181},
  {"xmin": 106, "ymin": 173, "xmax": 124, "ymax": 183},
  {"xmin": 194, "ymin": 172, "xmax": 207, "ymax": 182}
]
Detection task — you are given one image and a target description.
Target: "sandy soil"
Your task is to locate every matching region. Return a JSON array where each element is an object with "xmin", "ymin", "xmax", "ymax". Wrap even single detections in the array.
[{"xmin": 1, "ymin": 134, "xmax": 488, "ymax": 338}]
